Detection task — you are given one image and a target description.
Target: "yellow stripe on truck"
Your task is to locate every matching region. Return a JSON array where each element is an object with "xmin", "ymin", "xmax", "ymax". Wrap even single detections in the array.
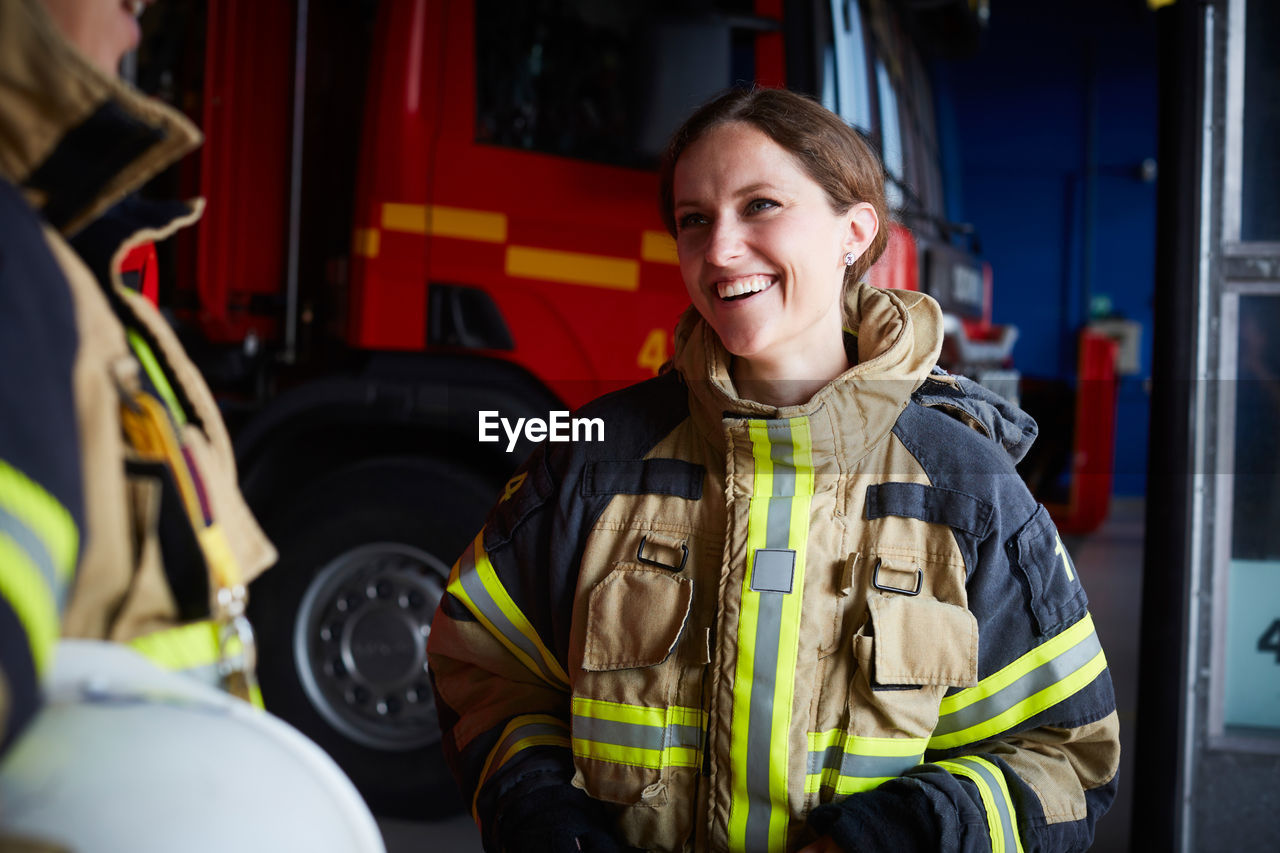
[
  {"xmin": 381, "ymin": 203, "xmax": 508, "ymax": 243},
  {"xmin": 505, "ymin": 246, "xmax": 639, "ymax": 291},
  {"xmin": 641, "ymin": 230, "xmax": 678, "ymax": 264}
]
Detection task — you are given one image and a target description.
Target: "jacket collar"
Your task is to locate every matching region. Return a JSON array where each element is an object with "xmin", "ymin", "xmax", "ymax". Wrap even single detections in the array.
[
  {"xmin": 673, "ymin": 282, "xmax": 944, "ymax": 465},
  {"xmin": 0, "ymin": 0, "xmax": 202, "ymax": 236}
]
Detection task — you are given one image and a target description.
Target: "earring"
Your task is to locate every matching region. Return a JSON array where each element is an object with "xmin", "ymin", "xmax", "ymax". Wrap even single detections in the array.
[{"xmin": 844, "ymin": 251, "xmax": 855, "ymax": 266}]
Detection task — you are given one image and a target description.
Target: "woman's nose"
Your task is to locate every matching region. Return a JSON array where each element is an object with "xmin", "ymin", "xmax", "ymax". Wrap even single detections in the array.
[{"xmin": 705, "ymin": 218, "xmax": 744, "ymax": 265}]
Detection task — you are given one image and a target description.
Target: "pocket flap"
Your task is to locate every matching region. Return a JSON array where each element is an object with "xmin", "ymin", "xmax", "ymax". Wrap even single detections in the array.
[
  {"xmin": 582, "ymin": 564, "xmax": 693, "ymax": 671},
  {"xmin": 867, "ymin": 593, "xmax": 978, "ymax": 687}
]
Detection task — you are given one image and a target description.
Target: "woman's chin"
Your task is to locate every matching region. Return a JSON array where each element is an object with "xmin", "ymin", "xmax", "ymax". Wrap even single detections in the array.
[{"xmin": 717, "ymin": 332, "xmax": 772, "ymax": 362}]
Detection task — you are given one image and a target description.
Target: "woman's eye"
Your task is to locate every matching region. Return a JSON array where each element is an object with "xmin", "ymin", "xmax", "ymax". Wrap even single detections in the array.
[
  {"xmin": 678, "ymin": 212, "xmax": 708, "ymax": 230},
  {"xmin": 746, "ymin": 198, "xmax": 779, "ymax": 214}
]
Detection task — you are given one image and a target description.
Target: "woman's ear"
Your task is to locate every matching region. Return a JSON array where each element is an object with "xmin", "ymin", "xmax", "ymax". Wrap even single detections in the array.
[{"xmin": 843, "ymin": 202, "xmax": 879, "ymax": 262}]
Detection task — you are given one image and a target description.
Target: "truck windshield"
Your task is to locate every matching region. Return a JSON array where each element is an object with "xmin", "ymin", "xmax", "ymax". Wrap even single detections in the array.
[{"xmin": 476, "ymin": 0, "xmax": 757, "ymax": 168}]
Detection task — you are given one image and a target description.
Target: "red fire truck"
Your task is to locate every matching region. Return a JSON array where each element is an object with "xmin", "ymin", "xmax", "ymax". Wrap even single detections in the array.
[{"xmin": 136, "ymin": 0, "xmax": 1004, "ymax": 816}]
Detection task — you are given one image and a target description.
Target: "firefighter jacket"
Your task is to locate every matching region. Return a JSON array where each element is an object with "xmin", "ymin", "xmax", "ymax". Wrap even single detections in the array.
[
  {"xmin": 0, "ymin": 0, "xmax": 275, "ymax": 750},
  {"xmin": 429, "ymin": 281, "xmax": 1119, "ymax": 853}
]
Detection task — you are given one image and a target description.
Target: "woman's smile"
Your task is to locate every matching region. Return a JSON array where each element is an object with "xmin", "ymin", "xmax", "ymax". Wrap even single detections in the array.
[{"xmin": 715, "ymin": 274, "xmax": 777, "ymax": 301}]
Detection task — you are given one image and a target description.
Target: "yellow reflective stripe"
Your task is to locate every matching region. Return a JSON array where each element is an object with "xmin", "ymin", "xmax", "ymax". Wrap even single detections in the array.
[
  {"xmin": 570, "ymin": 697, "xmax": 706, "ymax": 730},
  {"xmin": 0, "ymin": 460, "xmax": 79, "ymax": 674},
  {"xmin": 803, "ymin": 773, "xmax": 896, "ymax": 795},
  {"xmin": 128, "ymin": 620, "xmax": 222, "ymax": 670},
  {"xmin": 0, "ymin": 459, "xmax": 78, "ymax": 585},
  {"xmin": 930, "ymin": 615, "xmax": 1107, "ymax": 749},
  {"xmin": 804, "ymin": 730, "xmax": 927, "ymax": 794},
  {"xmin": 934, "ymin": 757, "xmax": 1025, "ymax": 853},
  {"xmin": 471, "ymin": 714, "xmax": 569, "ymax": 823},
  {"xmin": 728, "ymin": 422, "xmax": 773, "ymax": 850},
  {"xmin": 940, "ymin": 615, "xmax": 1097, "ymax": 716},
  {"xmin": 806, "ymin": 730, "xmax": 928, "ymax": 757},
  {"xmin": 127, "ymin": 621, "xmax": 263, "ymax": 710},
  {"xmin": 0, "ymin": 535, "xmax": 59, "ymax": 674},
  {"xmin": 126, "ymin": 329, "xmax": 186, "ymax": 427},
  {"xmin": 767, "ymin": 419, "xmax": 812, "ymax": 848},
  {"xmin": 728, "ymin": 418, "xmax": 814, "ymax": 853},
  {"xmin": 935, "ymin": 759, "xmax": 1005, "ymax": 852},
  {"xmin": 570, "ymin": 698, "xmax": 705, "ymax": 770},
  {"xmin": 570, "ymin": 738, "xmax": 696, "ymax": 769},
  {"xmin": 447, "ymin": 531, "xmax": 570, "ymax": 689},
  {"xmin": 505, "ymin": 246, "xmax": 639, "ymax": 291}
]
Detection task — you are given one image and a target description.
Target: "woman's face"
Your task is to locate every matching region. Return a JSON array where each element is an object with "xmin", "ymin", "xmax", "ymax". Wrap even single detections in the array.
[
  {"xmin": 40, "ymin": 0, "xmax": 146, "ymax": 77},
  {"xmin": 672, "ymin": 121, "xmax": 874, "ymax": 372}
]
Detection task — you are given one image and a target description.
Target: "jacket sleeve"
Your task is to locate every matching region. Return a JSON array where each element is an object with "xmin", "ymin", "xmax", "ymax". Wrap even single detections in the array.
[
  {"xmin": 812, "ymin": 404, "xmax": 1120, "ymax": 853},
  {"xmin": 0, "ymin": 179, "xmax": 85, "ymax": 754},
  {"xmin": 427, "ymin": 443, "xmax": 609, "ymax": 852}
]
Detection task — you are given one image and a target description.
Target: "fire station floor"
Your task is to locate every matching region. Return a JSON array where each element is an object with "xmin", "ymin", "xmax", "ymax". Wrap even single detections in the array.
[{"xmin": 379, "ymin": 497, "xmax": 1145, "ymax": 853}]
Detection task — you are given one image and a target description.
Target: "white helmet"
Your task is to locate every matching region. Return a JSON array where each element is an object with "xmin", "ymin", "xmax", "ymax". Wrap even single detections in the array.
[{"xmin": 0, "ymin": 640, "xmax": 386, "ymax": 853}]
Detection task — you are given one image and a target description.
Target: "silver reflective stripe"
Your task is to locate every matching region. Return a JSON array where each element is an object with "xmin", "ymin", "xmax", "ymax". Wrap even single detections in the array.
[
  {"xmin": 938, "ymin": 756, "xmax": 1022, "ymax": 853},
  {"xmin": 0, "ymin": 506, "xmax": 63, "ymax": 611},
  {"xmin": 806, "ymin": 746, "xmax": 921, "ymax": 781},
  {"xmin": 488, "ymin": 719, "xmax": 566, "ymax": 774},
  {"xmin": 933, "ymin": 628, "xmax": 1104, "ymax": 738},
  {"xmin": 967, "ymin": 758, "xmax": 1019, "ymax": 853},
  {"xmin": 743, "ymin": 423, "xmax": 797, "ymax": 853},
  {"xmin": 453, "ymin": 543, "xmax": 564, "ymax": 687},
  {"xmin": 571, "ymin": 715, "xmax": 702, "ymax": 759},
  {"xmin": 574, "ymin": 715, "xmax": 663, "ymax": 751}
]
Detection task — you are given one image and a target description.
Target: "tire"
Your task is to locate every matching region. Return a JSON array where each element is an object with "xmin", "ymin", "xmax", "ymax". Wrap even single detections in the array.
[{"xmin": 248, "ymin": 456, "xmax": 497, "ymax": 819}]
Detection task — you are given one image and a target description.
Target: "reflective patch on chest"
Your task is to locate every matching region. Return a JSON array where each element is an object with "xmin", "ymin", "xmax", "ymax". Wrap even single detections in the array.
[{"xmin": 750, "ymin": 548, "xmax": 796, "ymax": 594}]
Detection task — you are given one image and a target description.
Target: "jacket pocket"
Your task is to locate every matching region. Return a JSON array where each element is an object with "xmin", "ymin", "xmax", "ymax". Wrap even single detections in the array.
[
  {"xmin": 1007, "ymin": 504, "xmax": 1089, "ymax": 637},
  {"xmin": 572, "ymin": 563, "xmax": 695, "ymax": 809},
  {"xmin": 582, "ymin": 564, "xmax": 692, "ymax": 670},
  {"xmin": 849, "ymin": 592, "xmax": 978, "ymax": 738}
]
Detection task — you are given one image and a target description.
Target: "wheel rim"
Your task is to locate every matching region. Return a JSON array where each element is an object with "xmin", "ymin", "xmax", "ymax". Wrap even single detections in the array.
[{"xmin": 294, "ymin": 541, "xmax": 448, "ymax": 751}]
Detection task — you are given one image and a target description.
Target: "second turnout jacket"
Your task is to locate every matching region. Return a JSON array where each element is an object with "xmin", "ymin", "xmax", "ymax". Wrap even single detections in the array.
[
  {"xmin": 0, "ymin": 0, "xmax": 275, "ymax": 749},
  {"xmin": 428, "ymin": 283, "xmax": 1119, "ymax": 852}
]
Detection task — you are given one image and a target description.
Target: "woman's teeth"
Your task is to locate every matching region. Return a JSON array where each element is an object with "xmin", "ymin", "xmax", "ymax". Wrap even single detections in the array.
[{"xmin": 717, "ymin": 275, "xmax": 773, "ymax": 301}]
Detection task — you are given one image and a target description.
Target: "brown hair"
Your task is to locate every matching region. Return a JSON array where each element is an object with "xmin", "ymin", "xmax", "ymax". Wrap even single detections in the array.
[{"xmin": 658, "ymin": 87, "xmax": 890, "ymax": 288}]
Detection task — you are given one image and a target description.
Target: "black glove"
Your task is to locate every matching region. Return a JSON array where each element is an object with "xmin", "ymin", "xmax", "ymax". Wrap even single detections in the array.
[
  {"xmin": 498, "ymin": 783, "xmax": 628, "ymax": 853},
  {"xmin": 808, "ymin": 780, "xmax": 939, "ymax": 851}
]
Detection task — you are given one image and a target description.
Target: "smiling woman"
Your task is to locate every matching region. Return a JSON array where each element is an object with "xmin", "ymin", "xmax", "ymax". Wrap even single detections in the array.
[
  {"xmin": 662, "ymin": 89, "xmax": 889, "ymax": 407},
  {"xmin": 428, "ymin": 88, "xmax": 1120, "ymax": 853}
]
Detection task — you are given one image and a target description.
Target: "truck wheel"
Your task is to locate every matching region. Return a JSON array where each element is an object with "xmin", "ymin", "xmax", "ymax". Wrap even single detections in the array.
[{"xmin": 248, "ymin": 456, "xmax": 498, "ymax": 819}]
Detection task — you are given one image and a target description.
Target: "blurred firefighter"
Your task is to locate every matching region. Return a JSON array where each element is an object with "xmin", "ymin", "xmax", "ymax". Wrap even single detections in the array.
[{"xmin": 0, "ymin": 0, "xmax": 275, "ymax": 755}]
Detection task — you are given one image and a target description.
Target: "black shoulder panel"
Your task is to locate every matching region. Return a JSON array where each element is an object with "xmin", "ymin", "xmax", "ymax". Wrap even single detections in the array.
[
  {"xmin": 912, "ymin": 371, "xmax": 1038, "ymax": 464},
  {"xmin": 895, "ymin": 401, "xmax": 1113, "ymax": 736},
  {"xmin": 0, "ymin": 177, "xmax": 85, "ymax": 751},
  {"xmin": 894, "ymin": 403, "xmax": 1061, "ymax": 662},
  {"xmin": 865, "ymin": 481, "xmax": 994, "ymax": 538},
  {"xmin": 0, "ymin": 178, "xmax": 85, "ymax": 539}
]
